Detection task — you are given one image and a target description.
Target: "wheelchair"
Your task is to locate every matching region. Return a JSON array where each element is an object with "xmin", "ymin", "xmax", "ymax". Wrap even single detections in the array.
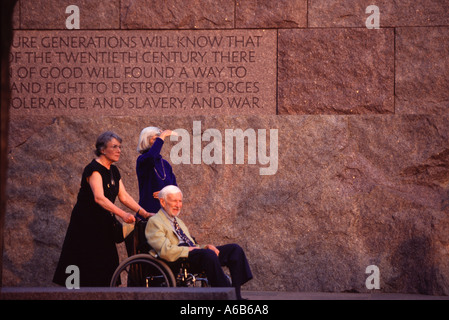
[{"xmin": 110, "ymin": 218, "xmax": 209, "ymax": 288}]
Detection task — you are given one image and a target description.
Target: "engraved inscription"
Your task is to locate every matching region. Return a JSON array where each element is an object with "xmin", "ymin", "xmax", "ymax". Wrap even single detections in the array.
[{"xmin": 9, "ymin": 30, "xmax": 276, "ymax": 116}]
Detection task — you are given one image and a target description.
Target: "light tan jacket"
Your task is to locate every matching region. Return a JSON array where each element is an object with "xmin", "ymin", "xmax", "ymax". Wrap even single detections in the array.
[{"xmin": 145, "ymin": 209, "xmax": 203, "ymax": 262}]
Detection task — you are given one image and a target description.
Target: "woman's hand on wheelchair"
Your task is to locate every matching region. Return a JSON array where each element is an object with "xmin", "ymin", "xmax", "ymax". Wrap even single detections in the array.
[{"xmin": 122, "ymin": 212, "xmax": 136, "ymax": 224}]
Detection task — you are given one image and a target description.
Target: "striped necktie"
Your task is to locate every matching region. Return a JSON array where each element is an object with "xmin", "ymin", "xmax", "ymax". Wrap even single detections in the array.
[{"xmin": 173, "ymin": 217, "xmax": 195, "ymax": 247}]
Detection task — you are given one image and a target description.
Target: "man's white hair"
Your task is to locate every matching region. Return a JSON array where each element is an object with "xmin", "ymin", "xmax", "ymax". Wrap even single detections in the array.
[{"xmin": 159, "ymin": 185, "xmax": 182, "ymax": 200}]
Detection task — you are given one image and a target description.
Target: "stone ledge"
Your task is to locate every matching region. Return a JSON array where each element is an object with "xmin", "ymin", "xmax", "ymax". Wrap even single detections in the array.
[{"xmin": 0, "ymin": 287, "xmax": 236, "ymax": 300}]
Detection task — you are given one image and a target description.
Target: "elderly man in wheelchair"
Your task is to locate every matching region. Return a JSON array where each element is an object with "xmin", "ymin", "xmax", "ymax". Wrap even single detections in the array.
[{"xmin": 110, "ymin": 185, "xmax": 252, "ymax": 300}]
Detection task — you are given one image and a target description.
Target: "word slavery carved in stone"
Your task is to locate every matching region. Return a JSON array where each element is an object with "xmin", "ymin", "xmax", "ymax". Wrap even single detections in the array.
[{"xmin": 9, "ymin": 30, "xmax": 276, "ymax": 116}]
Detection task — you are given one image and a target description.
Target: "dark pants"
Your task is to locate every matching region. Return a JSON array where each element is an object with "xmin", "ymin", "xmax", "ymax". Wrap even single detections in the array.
[{"xmin": 187, "ymin": 244, "xmax": 253, "ymax": 298}]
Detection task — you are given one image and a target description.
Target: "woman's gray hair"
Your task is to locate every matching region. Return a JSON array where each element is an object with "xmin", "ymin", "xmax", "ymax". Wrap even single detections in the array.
[
  {"xmin": 95, "ymin": 131, "xmax": 122, "ymax": 156},
  {"xmin": 159, "ymin": 185, "xmax": 182, "ymax": 200},
  {"xmin": 137, "ymin": 126, "xmax": 162, "ymax": 154}
]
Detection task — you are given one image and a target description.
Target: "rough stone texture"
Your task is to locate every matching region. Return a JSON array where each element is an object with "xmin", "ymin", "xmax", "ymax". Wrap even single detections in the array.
[
  {"xmin": 278, "ymin": 28, "xmax": 394, "ymax": 114},
  {"xmin": 236, "ymin": 0, "xmax": 307, "ymax": 28},
  {"xmin": 4, "ymin": 115, "xmax": 449, "ymax": 295},
  {"xmin": 395, "ymin": 27, "xmax": 449, "ymax": 114},
  {"xmin": 7, "ymin": 117, "xmax": 55, "ymax": 153},
  {"xmin": 309, "ymin": 0, "xmax": 449, "ymax": 28},
  {"xmin": 121, "ymin": 0, "xmax": 234, "ymax": 29},
  {"xmin": 11, "ymin": 1, "xmax": 19, "ymax": 29},
  {"xmin": 20, "ymin": 0, "xmax": 120, "ymax": 29}
]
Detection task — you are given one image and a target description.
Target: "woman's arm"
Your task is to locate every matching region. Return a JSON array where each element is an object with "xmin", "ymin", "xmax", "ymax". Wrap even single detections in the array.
[
  {"xmin": 88, "ymin": 171, "xmax": 135, "ymax": 223},
  {"xmin": 138, "ymin": 130, "xmax": 178, "ymax": 163},
  {"xmin": 117, "ymin": 179, "xmax": 153, "ymax": 218}
]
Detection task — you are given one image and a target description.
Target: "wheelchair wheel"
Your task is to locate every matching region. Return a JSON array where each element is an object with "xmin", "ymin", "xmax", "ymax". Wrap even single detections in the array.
[{"xmin": 110, "ymin": 254, "xmax": 176, "ymax": 287}]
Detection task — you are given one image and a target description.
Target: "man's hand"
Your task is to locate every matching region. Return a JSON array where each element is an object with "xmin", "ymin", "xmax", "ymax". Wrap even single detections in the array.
[{"xmin": 205, "ymin": 244, "xmax": 220, "ymax": 256}]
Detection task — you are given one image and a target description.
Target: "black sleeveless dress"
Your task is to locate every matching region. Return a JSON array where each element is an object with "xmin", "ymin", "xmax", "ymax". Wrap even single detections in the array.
[{"xmin": 53, "ymin": 160, "xmax": 121, "ymax": 287}]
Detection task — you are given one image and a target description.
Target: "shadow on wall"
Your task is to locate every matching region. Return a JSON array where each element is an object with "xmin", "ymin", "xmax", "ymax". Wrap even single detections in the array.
[
  {"xmin": 3, "ymin": 194, "xmax": 67, "ymax": 286},
  {"xmin": 390, "ymin": 236, "xmax": 443, "ymax": 295},
  {"xmin": 1, "ymin": 0, "xmax": 19, "ymax": 287}
]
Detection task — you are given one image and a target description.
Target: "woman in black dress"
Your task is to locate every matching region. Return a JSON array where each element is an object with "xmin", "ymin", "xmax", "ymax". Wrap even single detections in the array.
[{"xmin": 53, "ymin": 131, "xmax": 151, "ymax": 287}]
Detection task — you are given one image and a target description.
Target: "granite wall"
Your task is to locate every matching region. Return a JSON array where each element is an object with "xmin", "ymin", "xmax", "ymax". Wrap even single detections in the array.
[{"xmin": 3, "ymin": 0, "xmax": 449, "ymax": 295}]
